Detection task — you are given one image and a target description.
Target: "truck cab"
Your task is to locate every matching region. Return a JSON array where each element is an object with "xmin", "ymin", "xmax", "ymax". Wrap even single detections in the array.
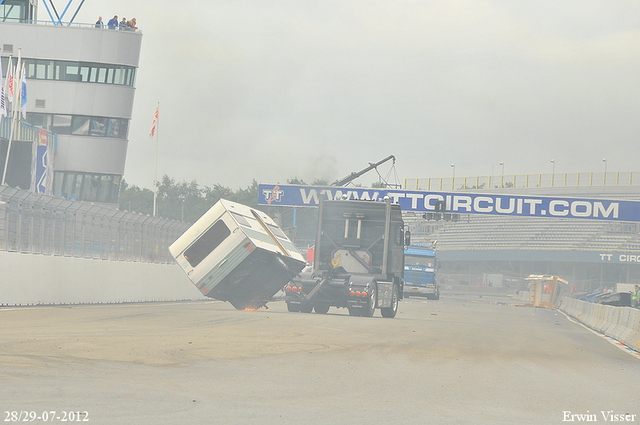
[
  {"xmin": 403, "ymin": 245, "xmax": 439, "ymax": 300},
  {"xmin": 285, "ymin": 196, "xmax": 407, "ymax": 317}
]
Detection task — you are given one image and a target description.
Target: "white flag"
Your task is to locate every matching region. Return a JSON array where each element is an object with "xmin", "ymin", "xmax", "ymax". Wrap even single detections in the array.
[
  {"xmin": 0, "ymin": 58, "xmax": 6, "ymax": 118},
  {"xmin": 7, "ymin": 57, "xmax": 14, "ymax": 103}
]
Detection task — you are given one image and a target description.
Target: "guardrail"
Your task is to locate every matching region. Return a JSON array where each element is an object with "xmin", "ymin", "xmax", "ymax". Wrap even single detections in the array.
[
  {"xmin": 559, "ymin": 297, "xmax": 640, "ymax": 354},
  {"xmin": 0, "ymin": 116, "xmax": 44, "ymax": 141},
  {"xmin": 0, "ymin": 186, "xmax": 188, "ymax": 263},
  {"xmin": 405, "ymin": 172, "xmax": 640, "ymax": 191},
  {"xmin": 1, "ymin": 19, "xmax": 141, "ymax": 32}
]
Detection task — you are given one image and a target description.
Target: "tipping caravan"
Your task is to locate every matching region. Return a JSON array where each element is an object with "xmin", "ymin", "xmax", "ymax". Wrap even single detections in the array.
[{"xmin": 169, "ymin": 199, "xmax": 306, "ymax": 310}]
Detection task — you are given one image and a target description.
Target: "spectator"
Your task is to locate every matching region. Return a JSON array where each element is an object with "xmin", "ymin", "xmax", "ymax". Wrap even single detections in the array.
[
  {"xmin": 95, "ymin": 16, "xmax": 104, "ymax": 28},
  {"xmin": 633, "ymin": 285, "xmax": 640, "ymax": 308},
  {"xmin": 129, "ymin": 18, "xmax": 137, "ymax": 30},
  {"xmin": 120, "ymin": 17, "xmax": 129, "ymax": 29},
  {"xmin": 107, "ymin": 15, "xmax": 118, "ymax": 29}
]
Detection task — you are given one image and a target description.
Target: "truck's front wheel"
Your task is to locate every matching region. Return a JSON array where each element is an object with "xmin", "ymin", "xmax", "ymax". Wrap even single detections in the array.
[{"xmin": 380, "ymin": 284, "xmax": 399, "ymax": 318}]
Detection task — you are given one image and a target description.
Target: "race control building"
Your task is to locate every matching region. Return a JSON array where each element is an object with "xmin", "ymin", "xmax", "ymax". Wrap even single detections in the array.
[{"xmin": 1, "ymin": 0, "xmax": 142, "ymax": 205}]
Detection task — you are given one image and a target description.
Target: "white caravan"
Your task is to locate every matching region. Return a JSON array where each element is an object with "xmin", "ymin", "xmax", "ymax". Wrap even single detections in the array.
[{"xmin": 169, "ymin": 199, "xmax": 306, "ymax": 309}]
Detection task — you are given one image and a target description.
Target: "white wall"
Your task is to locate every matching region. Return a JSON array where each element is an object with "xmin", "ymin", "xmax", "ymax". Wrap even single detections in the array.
[{"xmin": 0, "ymin": 251, "xmax": 206, "ymax": 306}]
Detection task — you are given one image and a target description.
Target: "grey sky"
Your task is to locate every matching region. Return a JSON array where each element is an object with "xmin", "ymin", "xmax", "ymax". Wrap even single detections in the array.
[{"xmin": 74, "ymin": 1, "xmax": 640, "ymax": 189}]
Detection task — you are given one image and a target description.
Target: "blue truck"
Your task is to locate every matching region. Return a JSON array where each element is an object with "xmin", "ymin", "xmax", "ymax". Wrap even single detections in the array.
[{"xmin": 403, "ymin": 244, "xmax": 439, "ymax": 300}]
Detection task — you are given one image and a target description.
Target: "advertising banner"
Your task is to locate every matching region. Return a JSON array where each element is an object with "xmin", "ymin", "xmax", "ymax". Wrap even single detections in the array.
[
  {"xmin": 35, "ymin": 129, "xmax": 53, "ymax": 195},
  {"xmin": 258, "ymin": 184, "xmax": 640, "ymax": 222}
]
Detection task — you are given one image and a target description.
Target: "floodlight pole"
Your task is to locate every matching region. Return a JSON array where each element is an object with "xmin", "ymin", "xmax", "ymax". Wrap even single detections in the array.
[
  {"xmin": 450, "ymin": 164, "xmax": 455, "ymax": 190},
  {"xmin": 153, "ymin": 102, "xmax": 159, "ymax": 216}
]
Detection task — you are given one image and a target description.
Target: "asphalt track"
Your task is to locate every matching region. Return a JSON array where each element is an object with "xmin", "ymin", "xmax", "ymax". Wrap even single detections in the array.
[{"xmin": 1, "ymin": 291, "xmax": 639, "ymax": 424}]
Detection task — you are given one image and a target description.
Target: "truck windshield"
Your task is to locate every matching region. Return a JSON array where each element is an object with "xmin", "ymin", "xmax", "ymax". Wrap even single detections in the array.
[{"xmin": 406, "ymin": 254, "xmax": 435, "ymax": 268}]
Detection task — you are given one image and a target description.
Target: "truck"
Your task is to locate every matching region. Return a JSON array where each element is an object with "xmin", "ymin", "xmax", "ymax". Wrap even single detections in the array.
[
  {"xmin": 169, "ymin": 199, "xmax": 307, "ymax": 310},
  {"xmin": 284, "ymin": 195, "xmax": 408, "ymax": 318},
  {"xmin": 403, "ymin": 244, "xmax": 439, "ymax": 300}
]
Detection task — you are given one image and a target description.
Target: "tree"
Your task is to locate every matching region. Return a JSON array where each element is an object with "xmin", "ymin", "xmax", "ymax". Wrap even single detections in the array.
[
  {"xmin": 287, "ymin": 177, "xmax": 306, "ymax": 185},
  {"xmin": 118, "ymin": 179, "xmax": 153, "ymax": 215},
  {"xmin": 156, "ymin": 175, "xmax": 208, "ymax": 223},
  {"xmin": 232, "ymin": 179, "xmax": 260, "ymax": 209},
  {"xmin": 311, "ymin": 178, "xmax": 329, "ymax": 186},
  {"xmin": 118, "ymin": 174, "xmax": 323, "ymax": 224}
]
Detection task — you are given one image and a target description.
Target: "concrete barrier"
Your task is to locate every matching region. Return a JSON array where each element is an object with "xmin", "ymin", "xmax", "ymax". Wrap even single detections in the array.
[
  {"xmin": 0, "ymin": 251, "xmax": 206, "ymax": 306},
  {"xmin": 511, "ymin": 290, "xmax": 529, "ymax": 302},
  {"xmin": 559, "ymin": 296, "xmax": 640, "ymax": 354}
]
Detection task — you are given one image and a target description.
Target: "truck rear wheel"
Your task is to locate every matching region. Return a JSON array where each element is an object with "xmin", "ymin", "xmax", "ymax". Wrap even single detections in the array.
[
  {"xmin": 314, "ymin": 304, "xmax": 330, "ymax": 314},
  {"xmin": 362, "ymin": 283, "xmax": 377, "ymax": 317},
  {"xmin": 286, "ymin": 302, "xmax": 300, "ymax": 312},
  {"xmin": 380, "ymin": 284, "xmax": 399, "ymax": 318},
  {"xmin": 299, "ymin": 303, "xmax": 313, "ymax": 313},
  {"xmin": 348, "ymin": 307, "xmax": 362, "ymax": 316}
]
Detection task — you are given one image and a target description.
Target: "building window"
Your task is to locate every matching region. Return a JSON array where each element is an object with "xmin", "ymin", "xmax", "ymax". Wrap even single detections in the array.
[
  {"xmin": 54, "ymin": 171, "xmax": 121, "ymax": 204},
  {"xmin": 26, "ymin": 59, "xmax": 55, "ymax": 80},
  {"xmin": 51, "ymin": 115, "xmax": 72, "ymax": 134},
  {"xmin": 90, "ymin": 117, "xmax": 109, "ymax": 136},
  {"xmin": 71, "ymin": 116, "xmax": 91, "ymax": 135},
  {"xmin": 62, "ymin": 62, "xmax": 81, "ymax": 81},
  {"xmin": 0, "ymin": 0, "xmax": 33, "ymax": 23},
  {"xmin": 96, "ymin": 67, "xmax": 107, "ymax": 83},
  {"xmin": 26, "ymin": 113, "xmax": 129, "ymax": 140},
  {"xmin": 6, "ymin": 57, "xmax": 137, "ymax": 87}
]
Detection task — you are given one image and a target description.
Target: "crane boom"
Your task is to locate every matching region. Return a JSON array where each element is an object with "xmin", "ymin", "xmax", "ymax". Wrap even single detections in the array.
[{"xmin": 330, "ymin": 155, "xmax": 396, "ymax": 187}]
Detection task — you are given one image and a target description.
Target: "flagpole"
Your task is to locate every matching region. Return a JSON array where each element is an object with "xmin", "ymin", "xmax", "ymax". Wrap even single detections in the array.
[{"xmin": 153, "ymin": 102, "xmax": 159, "ymax": 216}]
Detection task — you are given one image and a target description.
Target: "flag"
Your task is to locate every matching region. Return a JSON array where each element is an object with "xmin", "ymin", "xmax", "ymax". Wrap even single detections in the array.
[
  {"xmin": 149, "ymin": 105, "xmax": 158, "ymax": 137},
  {"xmin": 0, "ymin": 57, "xmax": 6, "ymax": 118},
  {"xmin": 7, "ymin": 58, "xmax": 14, "ymax": 103},
  {"xmin": 20, "ymin": 63, "xmax": 27, "ymax": 119}
]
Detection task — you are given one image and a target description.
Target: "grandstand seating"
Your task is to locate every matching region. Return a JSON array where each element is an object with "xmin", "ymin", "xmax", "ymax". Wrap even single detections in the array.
[{"xmin": 404, "ymin": 213, "xmax": 640, "ymax": 251}]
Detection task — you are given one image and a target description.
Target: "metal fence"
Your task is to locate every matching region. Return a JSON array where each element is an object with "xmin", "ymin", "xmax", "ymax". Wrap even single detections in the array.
[
  {"xmin": 405, "ymin": 172, "xmax": 640, "ymax": 191},
  {"xmin": 0, "ymin": 186, "xmax": 189, "ymax": 263}
]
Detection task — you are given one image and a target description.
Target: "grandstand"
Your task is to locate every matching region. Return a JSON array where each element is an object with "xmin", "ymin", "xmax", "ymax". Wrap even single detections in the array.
[
  {"xmin": 402, "ymin": 173, "xmax": 640, "ymax": 292},
  {"xmin": 405, "ymin": 215, "xmax": 640, "ymax": 252}
]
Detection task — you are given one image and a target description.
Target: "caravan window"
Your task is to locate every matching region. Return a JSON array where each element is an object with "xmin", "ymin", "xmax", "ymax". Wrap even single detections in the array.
[
  {"xmin": 184, "ymin": 220, "xmax": 231, "ymax": 268},
  {"xmin": 267, "ymin": 223, "xmax": 287, "ymax": 239},
  {"xmin": 230, "ymin": 212, "xmax": 251, "ymax": 228}
]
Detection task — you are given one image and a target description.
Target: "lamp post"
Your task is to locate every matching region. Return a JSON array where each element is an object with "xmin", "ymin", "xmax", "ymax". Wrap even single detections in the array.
[
  {"xmin": 602, "ymin": 158, "xmax": 607, "ymax": 185},
  {"xmin": 551, "ymin": 159, "xmax": 555, "ymax": 186},
  {"xmin": 450, "ymin": 164, "xmax": 455, "ymax": 190},
  {"xmin": 500, "ymin": 162, "xmax": 504, "ymax": 188}
]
